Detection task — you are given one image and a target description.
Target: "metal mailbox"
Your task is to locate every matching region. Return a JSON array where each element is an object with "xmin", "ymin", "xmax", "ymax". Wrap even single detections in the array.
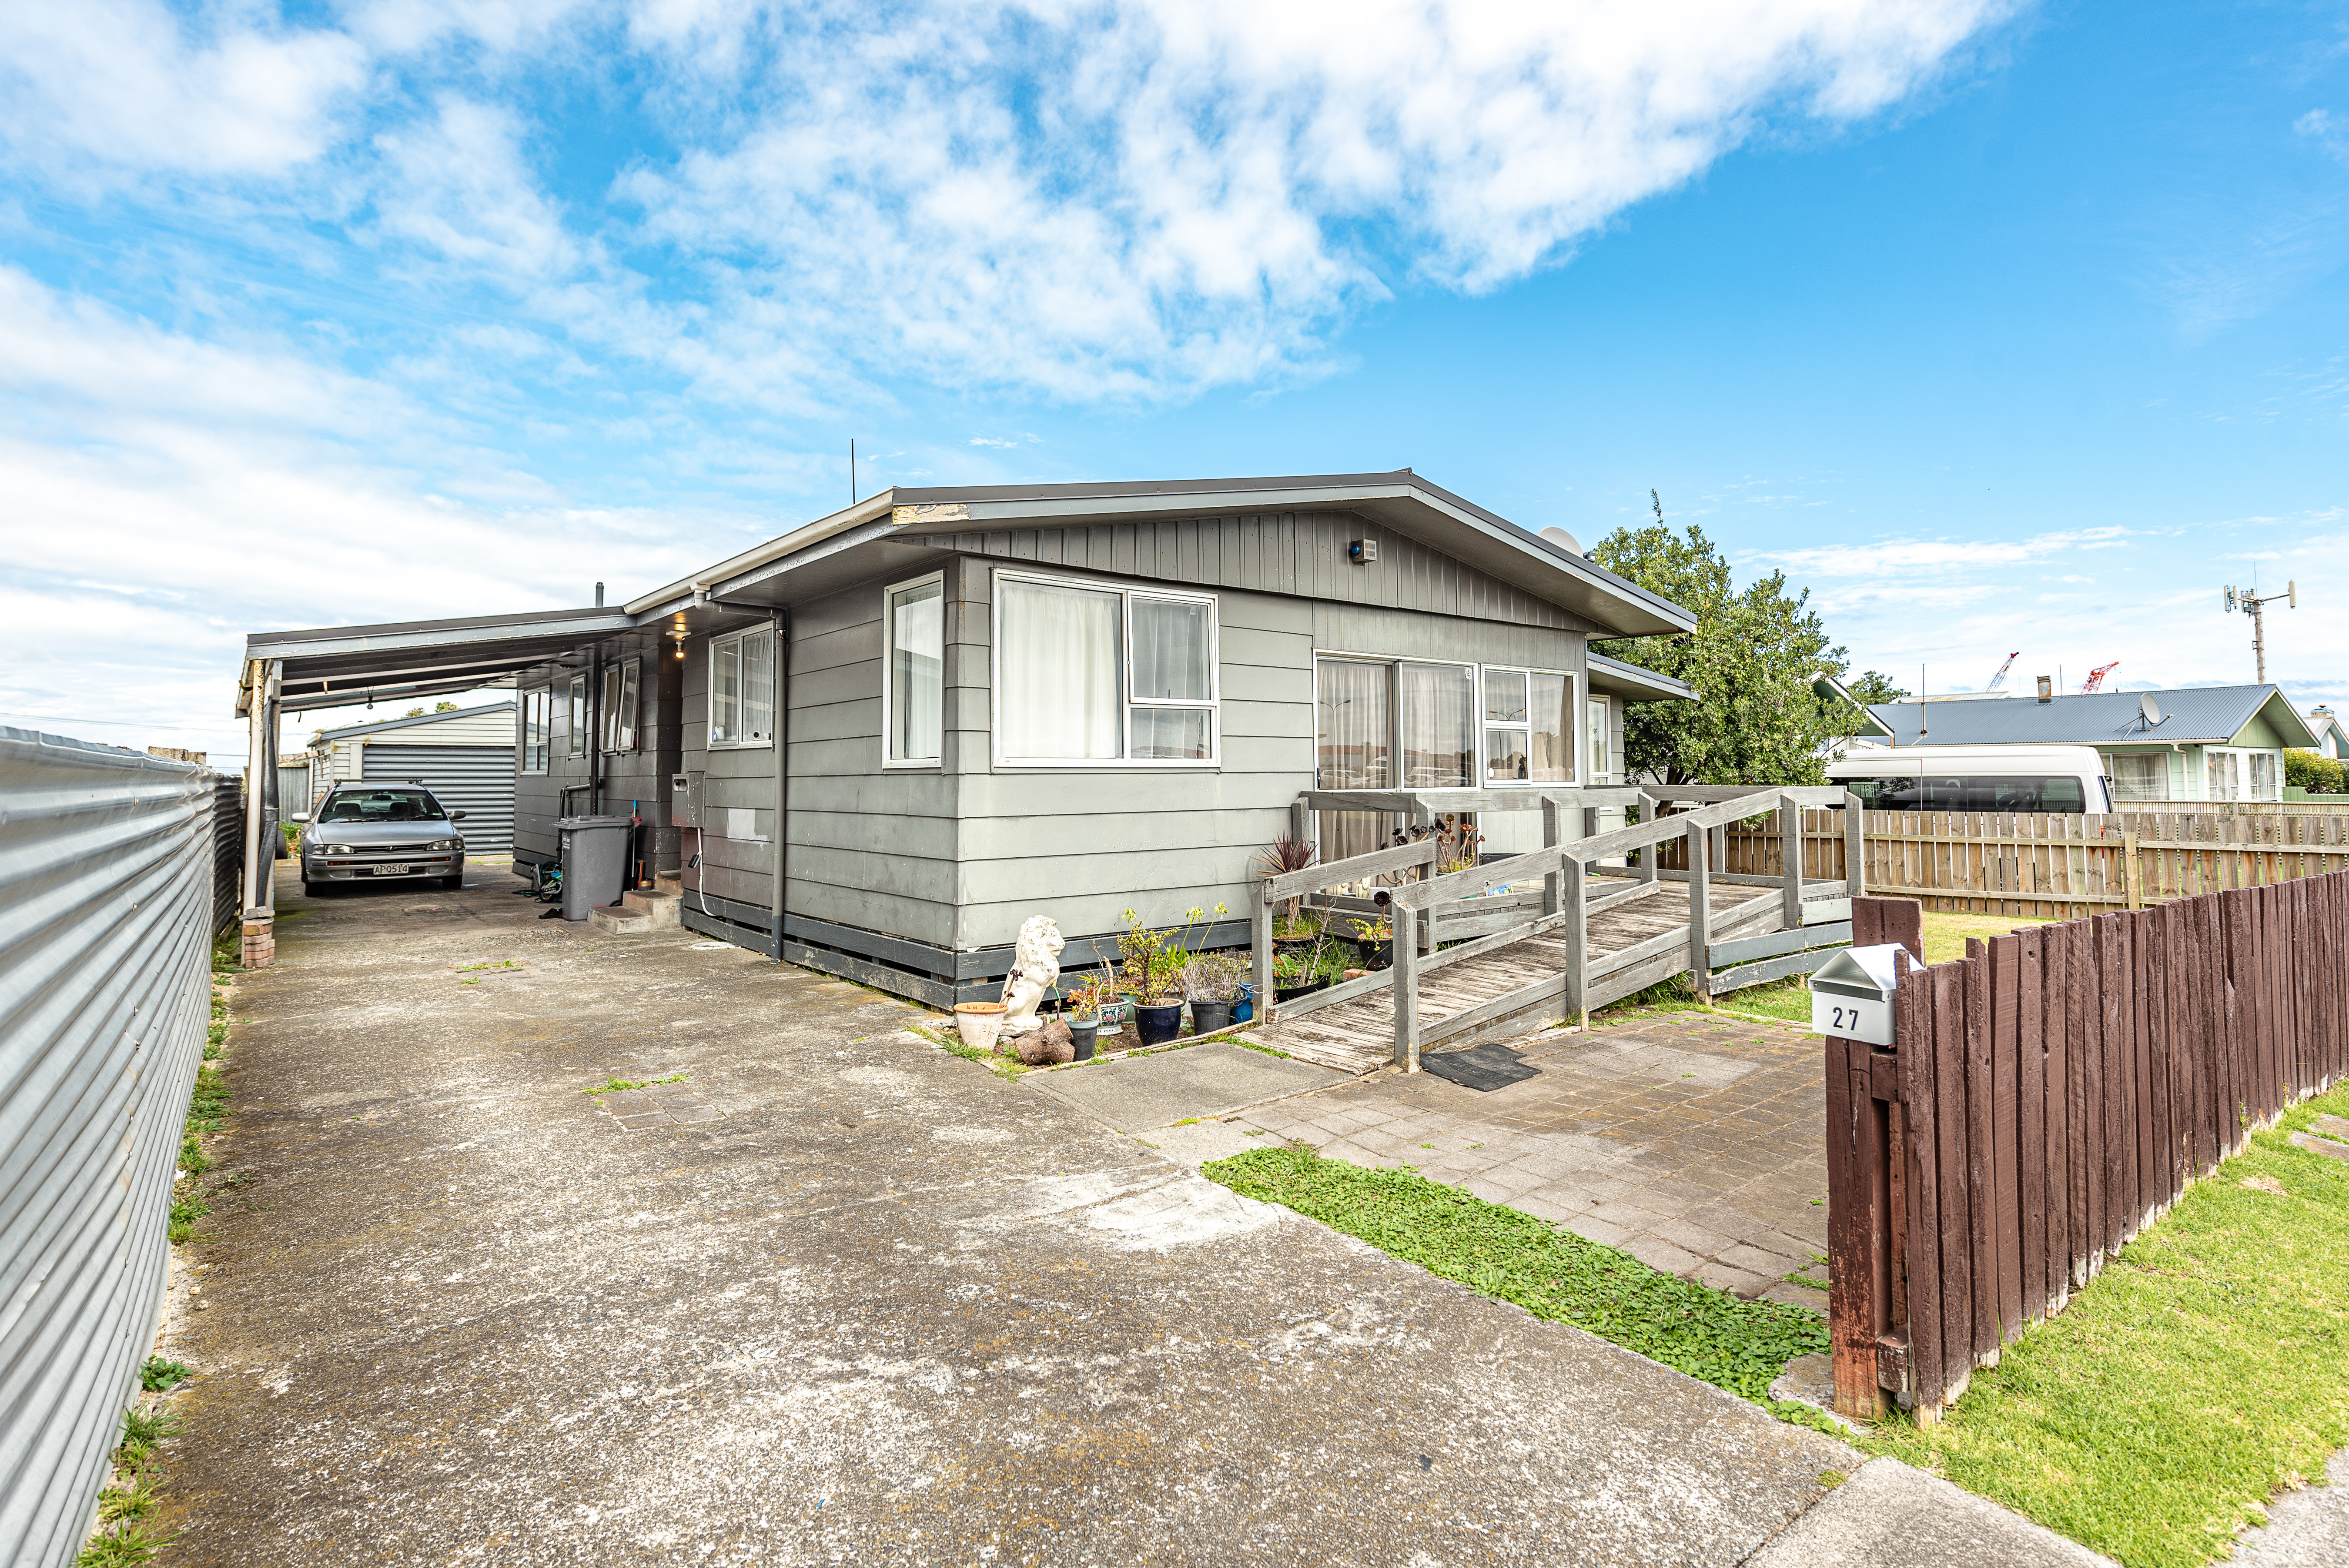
[{"xmin": 1809, "ymin": 943, "xmax": 1904, "ymax": 1047}]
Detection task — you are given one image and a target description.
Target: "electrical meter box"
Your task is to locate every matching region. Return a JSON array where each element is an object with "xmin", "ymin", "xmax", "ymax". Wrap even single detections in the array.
[
  {"xmin": 1809, "ymin": 943, "xmax": 1905, "ymax": 1047},
  {"xmin": 671, "ymin": 771, "xmax": 704, "ymax": 829}
]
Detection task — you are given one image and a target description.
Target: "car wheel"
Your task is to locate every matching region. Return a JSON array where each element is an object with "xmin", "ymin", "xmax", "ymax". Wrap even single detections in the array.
[
  {"xmin": 441, "ymin": 873, "xmax": 463, "ymax": 891},
  {"xmin": 300, "ymin": 879, "xmax": 319, "ymax": 897}
]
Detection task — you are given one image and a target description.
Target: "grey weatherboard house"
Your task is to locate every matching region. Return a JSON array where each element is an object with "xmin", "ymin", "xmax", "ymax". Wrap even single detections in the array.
[{"xmin": 242, "ymin": 472, "xmax": 1698, "ymax": 1006}]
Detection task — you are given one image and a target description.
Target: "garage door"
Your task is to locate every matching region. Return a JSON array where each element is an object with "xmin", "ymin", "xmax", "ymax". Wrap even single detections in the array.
[{"xmin": 362, "ymin": 743, "xmax": 516, "ymax": 853}]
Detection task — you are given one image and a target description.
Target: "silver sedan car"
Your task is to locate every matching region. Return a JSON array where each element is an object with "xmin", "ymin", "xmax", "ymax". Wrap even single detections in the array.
[{"xmin": 296, "ymin": 784, "xmax": 468, "ymax": 894}]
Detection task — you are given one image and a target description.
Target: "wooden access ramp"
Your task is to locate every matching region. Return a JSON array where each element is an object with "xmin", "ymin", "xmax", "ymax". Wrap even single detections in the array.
[{"xmin": 1248, "ymin": 786, "xmax": 1859, "ymax": 1076}]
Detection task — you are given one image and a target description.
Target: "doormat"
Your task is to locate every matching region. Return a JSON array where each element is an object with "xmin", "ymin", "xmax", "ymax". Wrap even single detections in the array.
[{"xmin": 1422, "ymin": 1043, "xmax": 1541, "ymax": 1092}]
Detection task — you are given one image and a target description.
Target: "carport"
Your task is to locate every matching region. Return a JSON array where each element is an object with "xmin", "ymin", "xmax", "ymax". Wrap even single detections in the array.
[{"xmin": 235, "ymin": 605, "xmax": 632, "ymax": 963}]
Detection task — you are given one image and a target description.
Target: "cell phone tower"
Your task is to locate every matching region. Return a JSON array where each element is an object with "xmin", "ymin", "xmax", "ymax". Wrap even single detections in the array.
[{"xmin": 2222, "ymin": 582, "xmax": 2297, "ymax": 683}]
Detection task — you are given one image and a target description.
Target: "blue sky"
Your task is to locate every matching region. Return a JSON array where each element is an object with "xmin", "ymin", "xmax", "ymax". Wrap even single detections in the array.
[{"xmin": 3, "ymin": 0, "xmax": 2345, "ymax": 759}]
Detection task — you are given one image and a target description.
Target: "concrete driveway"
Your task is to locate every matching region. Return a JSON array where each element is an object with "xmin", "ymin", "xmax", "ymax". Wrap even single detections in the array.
[{"xmin": 158, "ymin": 869, "xmax": 1860, "ymax": 1565}]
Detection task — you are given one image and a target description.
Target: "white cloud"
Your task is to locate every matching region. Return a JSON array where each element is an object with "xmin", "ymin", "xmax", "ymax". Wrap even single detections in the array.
[
  {"xmin": 0, "ymin": 0, "xmax": 367, "ymax": 177},
  {"xmin": 0, "ymin": 267, "xmax": 735, "ymax": 756}
]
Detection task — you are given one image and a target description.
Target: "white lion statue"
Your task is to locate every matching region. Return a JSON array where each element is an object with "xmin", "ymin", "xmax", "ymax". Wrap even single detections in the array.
[{"xmin": 998, "ymin": 915, "xmax": 1065, "ymax": 1035}]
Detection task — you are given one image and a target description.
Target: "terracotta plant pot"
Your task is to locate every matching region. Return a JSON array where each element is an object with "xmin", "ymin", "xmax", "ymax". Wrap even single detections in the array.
[
  {"xmin": 953, "ymin": 1001, "xmax": 1008, "ymax": 1053},
  {"xmin": 1190, "ymin": 1000, "xmax": 1235, "ymax": 1036},
  {"xmin": 1134, "ymin": 1001, "xmax": 1184, "ymax": 1046},
  {"xmin": 1069, "ymin": 1019, "xmax": 1098, "ymax": 1061}
]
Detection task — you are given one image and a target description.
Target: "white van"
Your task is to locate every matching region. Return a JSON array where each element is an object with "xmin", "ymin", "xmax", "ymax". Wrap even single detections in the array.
[{"xmin": 1827, "ymin": 744, "xmax": 2114, "ymax": 814}]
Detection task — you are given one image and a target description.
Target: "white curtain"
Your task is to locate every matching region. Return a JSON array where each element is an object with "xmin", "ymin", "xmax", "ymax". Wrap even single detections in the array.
[
  {"xmin": 1131, "ymin": 595, "xmax": 1210, "ymax": 700},
  {"xmin": 1529, "ymin": 672, "xmax": 1571, "ymax": 783},
  {"xmin": 1316, "ymin": 658, "xmax": 1389, "ymax": 789},
  {"xmin": 1399, "ymin": 663, "xmax": 1474, "ymax": 787},
  {"xmin": 1000, "ymin": 579, "xmax": 1121, "ymax": 759},
  {"xmin": 890, "ymin": 582, "xmax": 943, "ymax": 761},
  {"xmin": 740, "ymin": 630, "xmax": 774, "ymax": 743}
]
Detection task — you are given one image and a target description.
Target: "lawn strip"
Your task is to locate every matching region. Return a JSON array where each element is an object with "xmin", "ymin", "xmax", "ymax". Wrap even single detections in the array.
[
  {"xmin": 1854, "ymin": 1084, "xmax": 2349, "ymax": 1568},
  {"xmin": 1201, "ymin": 1145, "xmax": 1826, "ymax": 1404}
]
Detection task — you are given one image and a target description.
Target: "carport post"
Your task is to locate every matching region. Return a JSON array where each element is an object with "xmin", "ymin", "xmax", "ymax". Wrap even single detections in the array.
[{"xmin": 240, "ymin": 658, "xmax": 280, "ymax": 969}]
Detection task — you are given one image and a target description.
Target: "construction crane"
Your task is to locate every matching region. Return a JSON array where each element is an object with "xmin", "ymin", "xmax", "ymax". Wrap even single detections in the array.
[
  {"xmin": 1984, "ymin": 651, "xmax": 2019, "ymax": 692},
  {"xmin": 2080, "ymin": 662, "xmax": 2120, "ymax": 693}
]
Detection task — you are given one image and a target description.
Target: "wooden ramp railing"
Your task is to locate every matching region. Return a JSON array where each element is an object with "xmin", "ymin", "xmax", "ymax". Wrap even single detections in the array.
[{"xmin": 1251, "ymin": 784, "xmax": 1861, "ymax": 1071}]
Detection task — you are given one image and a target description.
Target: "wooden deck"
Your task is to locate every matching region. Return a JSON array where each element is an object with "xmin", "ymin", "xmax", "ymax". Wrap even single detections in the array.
[{"xmin": 1256, "ymin": 877, "xmax": 1789, "ymax": 1075}]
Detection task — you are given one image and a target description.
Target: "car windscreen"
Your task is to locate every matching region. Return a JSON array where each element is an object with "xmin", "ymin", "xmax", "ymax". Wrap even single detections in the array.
[
  {"xmin": 316, "ymin": 789, "xmax": 447, "ymax": 823},
  {"xmin": 1847, "ymin": 775, "xmax": 2089, "ymax": 813}
]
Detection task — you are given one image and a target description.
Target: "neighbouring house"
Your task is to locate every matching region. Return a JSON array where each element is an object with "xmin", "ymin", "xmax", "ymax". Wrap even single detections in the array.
[
  {"xmin": 1864, "ymin": 684, "xmax": 2320, "ymax": 804},
  {"xmin": 1814, "ymin": 672, "xmax": 1896, "ymax": 756},
  {"xmin": 241, "ymin": 471, "xmax": 1697, "ymax": 1004},
  {"xmin": 2307, "ymin": 705, "xmax": 2346, "ymax": 761},
  {"xmin": 310, "ymin": 700, "xmax": 519, "ymax": 852}
]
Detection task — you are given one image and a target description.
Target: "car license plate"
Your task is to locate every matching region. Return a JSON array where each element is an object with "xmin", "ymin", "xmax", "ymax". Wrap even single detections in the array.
[{"xmin": 371, "ymin": 864, "xmax": 411, "ymax": 876}]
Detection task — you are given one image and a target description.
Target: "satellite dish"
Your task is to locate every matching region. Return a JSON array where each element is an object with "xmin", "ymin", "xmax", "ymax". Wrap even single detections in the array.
[
  {"xmin": 2140, "ymin": 693, "xmax": 2166, "ymax": 728},
  {"xmin": 1539, "ymin": 526, "xmax": 1582, "ymax": 555}
]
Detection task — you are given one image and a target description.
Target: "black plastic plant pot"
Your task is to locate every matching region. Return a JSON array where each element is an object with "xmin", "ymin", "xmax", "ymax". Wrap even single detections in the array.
[
  {"xmin": 1357, "ymin": 939, "xmax": 1394, "ymax": 970},
  {"xmin": 1191, "ymin": 1000, "xmax": 1235, "ymax": 1036},
  {"xmin": 1070, "ymin": 1020, "xmax": 1098, "ymax": 1061},
  {"xmin": 1274, "ymin": 978, "xmax": 1330, "ymax": 1003},
  {"xmin": 1135, "ymin": 1002, "xmax": 1185, "ymax": 1046}
]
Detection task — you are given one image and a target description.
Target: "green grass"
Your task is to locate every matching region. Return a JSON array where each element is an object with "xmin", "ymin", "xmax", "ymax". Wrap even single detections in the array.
[
  {"xmin": 1201, "ymin": 1144, "xmax": 1826, "ymax": 1404},
  {"xmin": 1854, "ymin": 1084, "xmax": 2349, "ymax": 1567},
  {"xmin": 1698, "ymin": 909, "xmax": 2065, "ymax": 1030}
]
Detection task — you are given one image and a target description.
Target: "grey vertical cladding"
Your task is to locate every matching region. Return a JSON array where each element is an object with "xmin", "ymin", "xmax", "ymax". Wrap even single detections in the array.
[
  {"xmin": 0, "ymin": 733, "xmax": 219, "ymax": 1568},
  {"xmin": 911, "ymin": 510, "xmax": 1597, "ymax": 632}
]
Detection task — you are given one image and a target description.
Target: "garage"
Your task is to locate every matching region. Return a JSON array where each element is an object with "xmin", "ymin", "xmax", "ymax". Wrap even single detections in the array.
[{"xmin": 315, "ymin": 701, "xmax": 519, "ymax": 854}]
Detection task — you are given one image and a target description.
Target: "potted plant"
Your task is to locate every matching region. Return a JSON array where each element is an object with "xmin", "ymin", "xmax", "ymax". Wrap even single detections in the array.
[
  {"xmin": 1064, "ymin": 974, "xmax": 1108, "ymax": 1061},
  {"xmin": 1349, "ymin": 913, "xmax": 1395, "ymax": 971},
  {"xmin": 1252, "ymin": 835, "xmax": 1318, "ymax": 946},
  {"xmin": 1271, "ymin": 946, "xmax": 1329, "ymax": 1003},
  {"xmin": 1181, "ymin": 952, "xmax": 1245, "ymax": 1036},
  {"xmin": 1118, "ymin": 905, "xmax": 1226, "ymax": 1046}
]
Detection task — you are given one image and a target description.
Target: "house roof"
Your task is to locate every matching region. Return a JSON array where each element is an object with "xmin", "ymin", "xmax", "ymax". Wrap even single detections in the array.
[
  {"xmin": 623, "ymin": 471, "xmax": 1698, "ymax": 639},
  {"xmin": 1865, "ymin": 685, "xmax": 2319, "ymax": 749},
  {"xmin": 316, "ymin": 699, "xmax": 515, "ymax": 742},
  {"xmin": 1587, "ymin": 652, "xmax": 1696, "ymax": 703}
]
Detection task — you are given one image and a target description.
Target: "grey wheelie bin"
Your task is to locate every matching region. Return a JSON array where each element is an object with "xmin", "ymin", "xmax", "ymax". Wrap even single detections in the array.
[{"xmin": 556, "ymin": 814, "xmax": 633, "ymax": 920}]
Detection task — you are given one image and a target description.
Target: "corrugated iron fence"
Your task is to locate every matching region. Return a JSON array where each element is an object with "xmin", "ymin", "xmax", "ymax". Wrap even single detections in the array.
[
  {"xmin": 1711, "ymin": 806, "xmax": 2349, "ymax": 920},
  {"xmin": 1, "ymin": 730, "xmax": 238, "ymax": 1566},
  {"xmin": 1825, "ymin": 876, "xmax": 2349, "ymax": 1423}
]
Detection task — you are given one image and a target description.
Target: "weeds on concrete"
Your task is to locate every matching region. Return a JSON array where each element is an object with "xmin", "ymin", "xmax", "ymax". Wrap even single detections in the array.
[
  {"xmin": 170, "ymin": 976, "xmax": 236, "ymax": 1244},
  {"xmin": 79, "ymin": 1402, "xmax": 184, "ymax": 1565},
  {"xmin": 1853, "ymin": 1083, "xmax": 2349, "ymax": 1568},
  {"xmin": 581, "ymin": 1073, "xmax": 688, "ymax": 1102},
  {"xmin": 1203, "ymin": 1144, "xmax": 1827, "ymax": 1404},
  {"xmin": 138, "ymin": 1357, "xmax": 191, "ymax": 1393}
]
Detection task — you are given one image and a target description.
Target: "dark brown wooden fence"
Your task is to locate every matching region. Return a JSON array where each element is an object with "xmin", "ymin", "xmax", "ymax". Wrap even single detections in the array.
[{"xmin": 1825, "ymin": 875, "xmax": 2349, "ymax": 1423}]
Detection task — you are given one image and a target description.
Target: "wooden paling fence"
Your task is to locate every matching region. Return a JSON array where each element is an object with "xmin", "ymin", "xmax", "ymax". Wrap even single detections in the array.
[
  {"xmin": 1824, "ymin": 876, "xmax": 2349, "ymax": 1424},
  {"xmin": 1712, "ymin": 807, "xmax": 2349, "ymax": 921}
]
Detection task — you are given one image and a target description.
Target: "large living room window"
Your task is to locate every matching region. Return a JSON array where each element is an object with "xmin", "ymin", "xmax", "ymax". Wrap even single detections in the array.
[{"xmin": 992, "ymin": 571, "xmax": 1218, "ymax": 766}]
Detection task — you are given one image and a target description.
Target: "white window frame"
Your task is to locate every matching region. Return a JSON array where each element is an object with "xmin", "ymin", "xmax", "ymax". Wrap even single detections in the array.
[
  {"xmin": 882, "ymin": 570, "xmax": 946, "ymax": 770},
  {"xmin": 1310, "ymin": 649, "xmax": 1591, "ymax": 792},
  {"xmin": 2099, "ymin": 750, "xmax": 2168, "ymax": 803},
  {"xmin": 1589, "ymin": 695, "xmax": 1611, "ymax": 784},
  {"xmin": 990, "ymin": 568, "xmax": 1220, "ymax": 769},
  {"xmin": 601, "ymin": 659, "xmax": 641, "ymax": 754},
  {"xmin": 520, "ymin": 685, "xmax": 551, "ymax": 775},
  {"xmin": 566, "ymin": 674, "xmax": 587, "ymax": 758},
  {"xmin": 709, "ymin": 625, "xmax": 777, "ymax": 750},
  {"xmin": 2247, "ymin": 749, "xmax": 2281, "ymax": 802},
  {"xmin": 1478, "ymin": 665, "xmax": 1579, "ymax": 787},
  {"xmin": 2204, "ymin": 747, "xmax": 2244, "ymax": 801}
]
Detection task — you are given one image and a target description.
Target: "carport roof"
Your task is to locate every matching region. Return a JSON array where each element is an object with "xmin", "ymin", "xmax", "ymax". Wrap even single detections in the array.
[{"xmin": 245, "ymin": 606, "xmax": 632, "ymax": 713}]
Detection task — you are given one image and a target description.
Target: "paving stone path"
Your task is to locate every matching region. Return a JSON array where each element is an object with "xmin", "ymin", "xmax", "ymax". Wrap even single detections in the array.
[{"xmin": 1233, "ymin": 1008, "xmax": 1831, "ymax": 1307}]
